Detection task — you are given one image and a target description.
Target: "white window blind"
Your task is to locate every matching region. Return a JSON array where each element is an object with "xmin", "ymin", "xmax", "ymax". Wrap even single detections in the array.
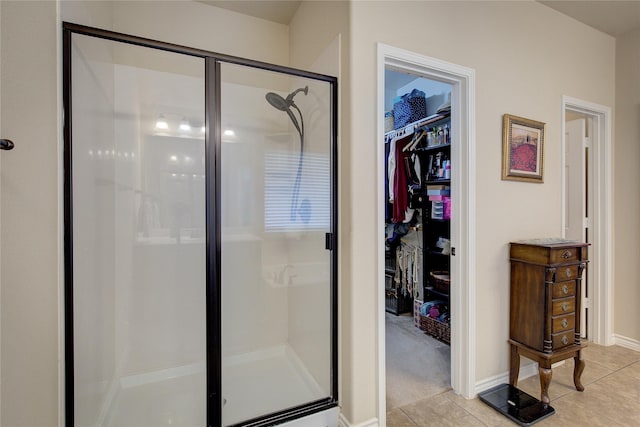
[{"xmin": 264, "ymin": 150, "xmax": 330, "ymax": 231}]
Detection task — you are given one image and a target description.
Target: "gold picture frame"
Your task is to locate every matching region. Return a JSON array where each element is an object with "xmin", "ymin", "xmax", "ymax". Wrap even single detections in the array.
[{"xmin": 502, "ymin": 114, "xmax": 545, "ymax": 183}]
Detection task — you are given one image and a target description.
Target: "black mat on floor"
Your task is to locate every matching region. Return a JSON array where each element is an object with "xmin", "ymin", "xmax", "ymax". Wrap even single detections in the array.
[{"xmin": 479, "ymin": 384, "xmax": 555, "ymax": 426}]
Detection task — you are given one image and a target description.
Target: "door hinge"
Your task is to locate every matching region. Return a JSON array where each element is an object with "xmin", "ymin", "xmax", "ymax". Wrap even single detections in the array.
[{"xmin": 583, "ymin": 217, "xmax": 591, "ymax": 229}]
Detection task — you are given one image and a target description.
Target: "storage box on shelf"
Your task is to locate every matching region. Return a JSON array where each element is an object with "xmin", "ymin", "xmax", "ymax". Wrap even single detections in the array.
[{"xmin": 429, "ymin": 271, "xmax": 450, "ymax": 294}]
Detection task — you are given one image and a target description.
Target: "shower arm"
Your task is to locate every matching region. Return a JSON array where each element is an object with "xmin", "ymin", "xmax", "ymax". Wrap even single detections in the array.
[
  {"xmin": 290, "ymin": 103, "xmax": 305, "ymax": 151},
  {"xmin": 289, "ymin": 102, "xmax": 305, "ymax": 221}
]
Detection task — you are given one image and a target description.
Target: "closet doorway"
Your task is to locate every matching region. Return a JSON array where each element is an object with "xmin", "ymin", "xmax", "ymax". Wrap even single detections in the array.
[
  {"xmin": 383, "ymin": 71, "xmax": 453, "ymax": 410},
  {"xmin": 377, "ymin": 44, "xmax": 476, "ymax": 423}
]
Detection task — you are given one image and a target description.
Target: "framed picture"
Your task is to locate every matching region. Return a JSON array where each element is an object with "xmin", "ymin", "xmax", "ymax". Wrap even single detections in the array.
[{"xmin": 502, "ymin": 114, "xmax": 545, "ymax": 182}]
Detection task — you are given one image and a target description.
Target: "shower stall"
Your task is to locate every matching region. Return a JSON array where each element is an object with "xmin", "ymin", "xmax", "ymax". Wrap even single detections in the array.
[{"xmin": 63, "ymin": 23, "xmax": 338, "ymax": 427}]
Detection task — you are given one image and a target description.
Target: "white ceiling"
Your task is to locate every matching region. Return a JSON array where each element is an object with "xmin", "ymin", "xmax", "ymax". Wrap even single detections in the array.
[
  {"xmin": 540, "ymin": 0, "xmax": 640, "ymax": 37},
  {"xmin": 200, "ymin": 1, "xmax": 640, "ymax": 37}
]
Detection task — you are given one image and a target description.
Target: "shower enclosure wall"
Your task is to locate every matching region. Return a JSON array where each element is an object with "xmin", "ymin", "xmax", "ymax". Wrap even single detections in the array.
[{"xmin": 63, "ymin": 24, "xmax": 338, "ymax": 427}]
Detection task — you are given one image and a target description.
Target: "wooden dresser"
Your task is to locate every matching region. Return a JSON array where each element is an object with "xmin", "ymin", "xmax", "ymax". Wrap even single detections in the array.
[{"xmin": 509, "ymin": 239, "xmax": 588, "ymax": 404}]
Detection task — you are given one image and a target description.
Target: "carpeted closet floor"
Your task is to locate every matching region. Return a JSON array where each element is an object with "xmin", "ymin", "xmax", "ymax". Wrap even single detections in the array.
[{"xmin": 385, "ymin": 312, "xmax": 451, "ymax": 410}]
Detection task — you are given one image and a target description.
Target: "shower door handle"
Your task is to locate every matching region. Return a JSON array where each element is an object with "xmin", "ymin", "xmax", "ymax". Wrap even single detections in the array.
[
  {"xmin": 325, "ymin": 233, "xmax": 334, "ymax": 250},
  {"xmin": 0, "ymin": 139, "xmax": 14, "ymax": 150}
]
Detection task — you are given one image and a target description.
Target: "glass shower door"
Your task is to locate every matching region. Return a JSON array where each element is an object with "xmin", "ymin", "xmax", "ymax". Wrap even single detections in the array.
[
  {"xmin": 219, "ymin": 63, "xmax": 335, "ymax": 425},
  {"xmin": 68, "ymin": 33, "xmax": 206, "ymax": 426},
  {"xmin": 66, "ymin": 24, "xmax": 337, "ymax": 427}
]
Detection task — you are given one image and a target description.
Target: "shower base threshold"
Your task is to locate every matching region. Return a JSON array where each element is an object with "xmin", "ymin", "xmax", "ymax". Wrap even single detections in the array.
[{"xmin": 223, "ymin": 344, "xmax": 327, "ymax": 426}]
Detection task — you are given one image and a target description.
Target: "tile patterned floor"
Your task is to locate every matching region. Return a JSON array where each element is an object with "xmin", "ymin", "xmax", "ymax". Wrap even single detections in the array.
[{"xmin": 388, "ymin": 343, "xmax": 640, "ymax": 426}]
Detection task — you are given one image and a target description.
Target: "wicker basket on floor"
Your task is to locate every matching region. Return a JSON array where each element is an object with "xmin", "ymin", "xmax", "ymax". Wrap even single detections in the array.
[{"xmin": 420, "ymin": 314, "xmax": 451, "ymax": 344}]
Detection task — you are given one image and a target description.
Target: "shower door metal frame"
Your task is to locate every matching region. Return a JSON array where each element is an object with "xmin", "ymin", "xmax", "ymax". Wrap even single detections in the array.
[{"xmin": 62, "ymin": 22, "xmax": 339, "ymax": 427}]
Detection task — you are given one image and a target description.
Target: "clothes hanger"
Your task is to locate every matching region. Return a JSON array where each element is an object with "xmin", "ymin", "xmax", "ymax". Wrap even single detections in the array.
[{"xmin": 404, "ymin": 129, "xmax": 426, "ymax": 151}]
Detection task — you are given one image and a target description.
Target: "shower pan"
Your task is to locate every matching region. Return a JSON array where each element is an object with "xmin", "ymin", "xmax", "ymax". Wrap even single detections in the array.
[{"xmin": 63, "ymin": 23, "xmax": 338, "ymax": 427}]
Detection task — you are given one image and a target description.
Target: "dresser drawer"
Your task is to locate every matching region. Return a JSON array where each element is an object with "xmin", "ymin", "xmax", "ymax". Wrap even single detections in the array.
[
  {"xmin": 552, "ymin": 331, "xmax": 574, "ymax": 349},
  {"xmin": 511, "ymin": 240, "xmax": 587, "ymax": 265},
  {"xmin": 552, "ymin": 314, "xmax": 575, "ymax": 333},
  {"xmin": 552, "ymin": 281, "xmax": 575, "ymax": 298},
  {"xmin": 550, "ymin": 247, "xmax": 580, "ymax": 264},
  {"xmin": 555, "ymin": 265, "xmax": 579, "ymax": 281},
  {"xmin": 552, "ymin": 297, "xmax": 575, "ymax": 316}
]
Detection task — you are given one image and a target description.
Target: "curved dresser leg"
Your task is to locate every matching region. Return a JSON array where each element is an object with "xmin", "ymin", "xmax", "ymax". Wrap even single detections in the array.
[
  {"xmin": 539, "ymin": 367, "xmax": 552, "ymax": 404},
  {"xmin": 574, "ymin": 352, "xmax": 585, "ymax": 392},
  {"xmin": 509, "ymin": 344, "xmax": 520, "ymax": 387}
]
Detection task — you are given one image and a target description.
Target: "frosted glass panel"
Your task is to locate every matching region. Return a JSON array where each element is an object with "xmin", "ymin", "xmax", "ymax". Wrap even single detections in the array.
[
  {"xmin": 220, "ymin": 64, "xmax": 333, "ymax": 425},
  {"xmin": 71, "ymin": 34, "xmax": 206, "ymax": 427}
]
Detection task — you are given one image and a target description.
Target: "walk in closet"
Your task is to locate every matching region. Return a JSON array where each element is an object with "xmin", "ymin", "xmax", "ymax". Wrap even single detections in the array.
[{"xmin": 384, "ymin": 69, "xmax": 452, "ymax": 409}]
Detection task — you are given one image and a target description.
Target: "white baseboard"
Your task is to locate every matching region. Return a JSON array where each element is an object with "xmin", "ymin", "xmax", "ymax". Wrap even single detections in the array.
[
  {"xmin": 613, "ymin": 334, "xmax": 640, "ymax": 352},
  {"xmin": 338, "ymin": 413, "xmax": 379, "ymax": 427},
  {"xmin": 474, "ymin": 362, "xmax": 538, "ymax": 395}
]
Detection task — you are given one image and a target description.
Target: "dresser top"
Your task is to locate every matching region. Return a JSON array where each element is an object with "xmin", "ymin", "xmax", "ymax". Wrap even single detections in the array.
[
  {"xmin": 510, "ymin": 238, "xmax": 589, "ymax": 265},
  {"xmin": 512, "ymin": 238, "xmax": 588, "ymax": 248}
]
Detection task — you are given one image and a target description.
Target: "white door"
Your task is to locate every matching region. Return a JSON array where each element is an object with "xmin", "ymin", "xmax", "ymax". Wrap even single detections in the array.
[
  {"xmin": 565, "ymin": 119, "xmax": 586, "ymax": 241},
  {"xmin": 564, "ymin": 118, "xmax": 592, "ymax": 339}
]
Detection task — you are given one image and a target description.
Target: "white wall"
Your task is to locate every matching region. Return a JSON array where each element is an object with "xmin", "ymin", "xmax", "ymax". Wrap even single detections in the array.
[
  {"xmin": 345, "ymin": 1, "xmax": 615, "ymax": 424},
  {"xmin": 0, "ymin": 2, "xmax": 60, "ymax": 426},
  {"xmin": 112, "ymin": 1, "xmax": 289, "ymax": 67},
  {"xmin": 614, "ymin": 27, "xmax": 640, "ymax": 344}
]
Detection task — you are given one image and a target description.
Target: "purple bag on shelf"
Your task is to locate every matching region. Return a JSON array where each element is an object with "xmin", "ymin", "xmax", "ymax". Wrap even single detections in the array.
[{"xmin": 393, "ymin": 89, "xmax": 427, "ymax": 129}]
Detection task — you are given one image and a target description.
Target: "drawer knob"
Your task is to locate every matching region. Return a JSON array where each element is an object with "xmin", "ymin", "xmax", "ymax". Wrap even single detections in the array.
[
  {"xmin": 565, "ymin": 268, "xmax": 571, "ymax": 277},
  {"xmin": 561, "ymin": 250, "xmax": 572, "ymax": 259},
  {"xmin": 562, "ymin": 319, "xmax": 568, "ymax": 328},
  {"xmin": 562, "ymin": 285, "xmax": 569, "ymax": 294},
  {"xmin": 561, "ymin": 335, "xmax": 568, "ymax": 345},
  {"xmin": 562, "ymin": 303, "xmax": 569, "ymax": 311}
]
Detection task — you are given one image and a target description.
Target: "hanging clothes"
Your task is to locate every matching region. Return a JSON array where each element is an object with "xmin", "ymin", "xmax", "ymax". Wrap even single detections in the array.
[
  {"xmin": 388, "ymin": 131, "xmax": 424, "ymax": 224},
  {"xmin": 385, "ymin": 136, "xmax": 392, "ymax": 221},
  {"xmin": 389, "ymin": 134, "xmax": 411, "ymax": 223},
  {"xmin": 396, "ymin": 230, "xmax": 423, "ymax": 299}
]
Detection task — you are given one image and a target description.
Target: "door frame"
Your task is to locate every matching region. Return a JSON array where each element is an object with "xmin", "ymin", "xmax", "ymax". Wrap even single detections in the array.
[
  {"xmin": 561, "ymin": 96, "xmax": 613, "ymax": 346},
  {"xmin": 376, "ymin": 43, "xmax": 476, "ymax": 422}
]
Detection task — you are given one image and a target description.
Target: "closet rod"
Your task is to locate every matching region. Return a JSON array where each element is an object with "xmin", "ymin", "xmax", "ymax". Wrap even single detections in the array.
[{"xmin": 384, "ymin": 112, "xmax": 450, "ymax": 140}]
